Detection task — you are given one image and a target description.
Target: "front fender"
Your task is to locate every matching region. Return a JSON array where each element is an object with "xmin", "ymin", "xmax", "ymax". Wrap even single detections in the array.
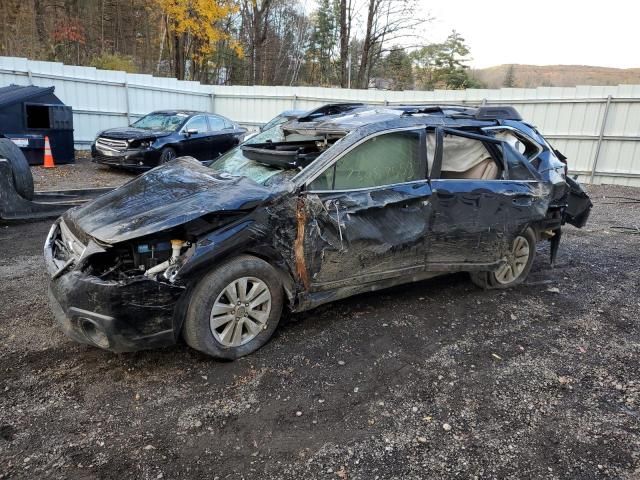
[{"xmin": 173, "ymin": 218, "xmax": 297, "ymax": 308}]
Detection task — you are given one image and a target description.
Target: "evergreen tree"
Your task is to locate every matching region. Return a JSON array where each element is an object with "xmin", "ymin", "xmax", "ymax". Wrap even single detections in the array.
[
  {"xmin": 308, "ymin": 0, "xmax": 337, "ymax": 85},
  {"xmin": 503, "ymin": 64, "xmax": 516, "ymax": 87},
  {"xmin": 413, "ymin": 30, "xmax": 483, "ymax": 90},
  {"xmin": 383, "ymin": 46, "xmax": 413, "ymax": 90}
]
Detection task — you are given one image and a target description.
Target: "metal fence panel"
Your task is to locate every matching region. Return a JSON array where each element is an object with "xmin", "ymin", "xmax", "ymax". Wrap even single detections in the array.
[{"xmin": 0, "ymin": 56, "xmax": 639, "ymax": 185}]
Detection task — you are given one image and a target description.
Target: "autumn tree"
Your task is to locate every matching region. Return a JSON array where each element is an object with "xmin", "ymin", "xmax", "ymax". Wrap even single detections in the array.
[
  {"xmin": 155, "ymin": 0, "xmax": 241, "ymax": 81},
  {"xmin": 51, "ymin": 17, "xmax": 86, "ymax": 65},
  {"xmin": 0, "ymin": 0, "xmax": 488, "ymax": 91}
]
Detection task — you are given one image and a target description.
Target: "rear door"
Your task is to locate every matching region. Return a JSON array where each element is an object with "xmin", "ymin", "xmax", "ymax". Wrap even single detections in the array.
[
  {"xmin": 298, "ymin": 128, "xmax": 432, "ymax": 292},
  {"xmin": 427, "ymin": 127, "xmax": 548, "ymax": 270}
]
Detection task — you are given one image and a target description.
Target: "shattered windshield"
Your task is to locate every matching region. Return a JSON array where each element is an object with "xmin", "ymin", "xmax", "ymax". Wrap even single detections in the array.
[
  {"xmin": 210, "ymin": 126, "xmax": 320, "ymax": 185},
  {"xmin": 131, "ymin": 113, "xmax": 188, "ymax": 131}
]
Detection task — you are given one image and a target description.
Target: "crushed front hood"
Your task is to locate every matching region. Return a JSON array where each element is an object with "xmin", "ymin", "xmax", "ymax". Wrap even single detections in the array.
[
  {"xmin": 99, "ymin": 127, "xmax": 172, "ymax": 140},
  {"xmin": 64, "ymin": 157, "xmax": 280, "ymax": 244}
]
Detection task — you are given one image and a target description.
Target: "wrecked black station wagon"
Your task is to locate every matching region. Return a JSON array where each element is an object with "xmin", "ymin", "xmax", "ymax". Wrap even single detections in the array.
[{"xmin": 45, "ymin": 104, "xmax": 592, "ymax": 359}]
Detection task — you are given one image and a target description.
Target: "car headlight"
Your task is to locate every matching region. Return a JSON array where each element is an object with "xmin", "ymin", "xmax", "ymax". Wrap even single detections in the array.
[{"xmin": 139, "ymin": 140, "xmax": 151, "ymax": 148}]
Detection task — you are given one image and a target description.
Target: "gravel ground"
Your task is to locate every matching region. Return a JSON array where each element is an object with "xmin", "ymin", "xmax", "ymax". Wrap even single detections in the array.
[
  {"xmin": 1, "ymin": 179, "xmax": 639, "ymax": 479},
  {"xmin": 32, "ymin": 152, "xmax": 134, "ymax": 191}
]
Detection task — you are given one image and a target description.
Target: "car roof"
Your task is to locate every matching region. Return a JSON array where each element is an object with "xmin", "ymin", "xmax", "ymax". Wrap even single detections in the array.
[
  {"xmin": 279, "ymin": 110, "xmax": 307, "ymax": 118},
  {"xmin": 283, "ymin": 104, "xmax": 525, "ymax": 136},
  {"xmin": 148, "ymin": 110, "xmax": 207, "ymax": 116}
]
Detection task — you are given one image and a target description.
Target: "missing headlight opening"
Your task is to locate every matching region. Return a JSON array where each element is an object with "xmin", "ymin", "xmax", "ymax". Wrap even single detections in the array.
[
  {"xmin": 64, "ymin": 233, "xmax": 190, "ymax": 284},
  {"xmin": 144, "ymin": 239, "xmax": 187, "ymax": 278}
]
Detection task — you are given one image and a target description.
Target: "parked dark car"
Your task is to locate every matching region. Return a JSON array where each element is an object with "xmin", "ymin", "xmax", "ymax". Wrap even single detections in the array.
[
  {"xmin": 91, "ymin": 110, "xmax": 246, "ymax": 170},
  {"xmin": 46, "ymin": 104, "xmax": 592, "ymax": 359}
]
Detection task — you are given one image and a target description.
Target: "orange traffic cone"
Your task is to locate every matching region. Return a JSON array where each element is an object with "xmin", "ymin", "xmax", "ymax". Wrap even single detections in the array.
[{"xmin": 43, "ymin": 136, "xmax": 55, "ymax": 168}]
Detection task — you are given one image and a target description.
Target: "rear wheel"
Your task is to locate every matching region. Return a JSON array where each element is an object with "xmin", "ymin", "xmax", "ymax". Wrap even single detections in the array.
[
  {"xmin": 470, "ymin": 227, "xmax": 536, "ymax": 289},
  {"xmin": 0, "ymin": 138, "xmax": 34, "ymax": 200},
  {"xmin": 182, "ymin": 255, "xmax": 283, "ymax": 360}
]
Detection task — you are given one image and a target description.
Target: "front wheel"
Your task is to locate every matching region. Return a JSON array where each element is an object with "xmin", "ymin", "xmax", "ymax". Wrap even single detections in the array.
[
  {"xmin": 158, "ymin": 147, "xmax": 176, "ymax": 164},
  {"xmin": 470, "ymin": 227, "xmax": 536, "ymax": 289},
  {"xmin": 182, "ymin": 255, "xmax": 283, "ymax": 360}
]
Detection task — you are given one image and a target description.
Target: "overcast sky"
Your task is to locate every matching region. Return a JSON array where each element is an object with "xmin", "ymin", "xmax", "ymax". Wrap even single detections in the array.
[
  {"xmin": 410, "ymin": 0, "xmax": 638, "ymax": 69},
  {"xmin": 302, "ymin": 0, "xmax": 638, "ymax": 68}
]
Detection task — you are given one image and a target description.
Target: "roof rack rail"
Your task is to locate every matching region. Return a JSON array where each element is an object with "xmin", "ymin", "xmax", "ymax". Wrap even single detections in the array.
[
  {"xmin": 397, "ymin": 105, "xmax": 478, "ymax": 116},
  {"xmin": 397, "ymin": 104, "xmax": 522, "ymax": 121},
  {"xmin": 474, "ymin": 106, "xmax": 522, "ymax": 121}
]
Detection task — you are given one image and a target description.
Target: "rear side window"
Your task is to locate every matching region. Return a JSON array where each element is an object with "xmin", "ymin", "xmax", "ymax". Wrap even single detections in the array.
[
  {"xmin": 310, "ymin": 130, "xmax": 424, "ymax": 190},
  {"xmin": 428, "ymin": 131, "xmax": 502, "ymax": 180},
  {"xmin": 208, "ymin": 115, "xmax": 226, "ymax": 131},
  {"xmin": 502, "ymin": 143, "xmax": 536, "ymax": 180}
]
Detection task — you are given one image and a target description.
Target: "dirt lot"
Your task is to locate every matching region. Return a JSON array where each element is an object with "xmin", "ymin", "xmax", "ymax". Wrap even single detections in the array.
[
  {"xmin": 32, "ymin": 153, "xmax": 133, "ymax": 191},
  {"xmin": 1, "ymin": 161, "xmax": 639, "ymax": 479}
]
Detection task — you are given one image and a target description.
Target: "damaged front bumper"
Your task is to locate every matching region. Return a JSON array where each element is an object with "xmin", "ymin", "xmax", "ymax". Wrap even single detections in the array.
[
  {"xmin": 45, "ymin": 221, "xmax": 186, "ymax": 352},
  {"xmin": 91, "ymin": 144, "xmax": 161, "ymax": 170}
]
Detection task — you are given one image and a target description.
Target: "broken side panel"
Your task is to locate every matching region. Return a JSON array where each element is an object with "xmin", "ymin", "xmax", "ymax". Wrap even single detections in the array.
[
  {"xmin": 428, "ymin": 179, "xmax": 550, "ymax": 268},
  {"xmin": 300, "ymin": 182, "xmax": 433, "ymax": 291}
]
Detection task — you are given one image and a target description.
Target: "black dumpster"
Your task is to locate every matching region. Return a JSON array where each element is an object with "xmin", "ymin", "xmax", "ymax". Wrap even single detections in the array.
[{"xmin": 0, "ymin": 85, "xmax": 74, "ymax": 165}]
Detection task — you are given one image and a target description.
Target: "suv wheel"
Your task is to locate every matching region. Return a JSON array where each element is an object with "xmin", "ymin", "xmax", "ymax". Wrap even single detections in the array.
[
  {"xmin": 182, "ymin": 255, "xmax": 283, "ymax": 359},
  {"xmin": 470, "ymin": 227, "xmax": 536, "ymax": 289}
]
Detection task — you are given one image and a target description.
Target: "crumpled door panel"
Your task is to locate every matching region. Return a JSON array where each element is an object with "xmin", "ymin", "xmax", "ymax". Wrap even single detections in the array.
[{"xmin": 301, "ymin": 182, "xmax": 432, "ymax": 291}]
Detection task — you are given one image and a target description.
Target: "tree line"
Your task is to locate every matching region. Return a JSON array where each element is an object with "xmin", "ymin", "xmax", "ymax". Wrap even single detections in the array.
[{"xmin": 0, "ymin": 0, "xmax": 484, "ymax": 90}]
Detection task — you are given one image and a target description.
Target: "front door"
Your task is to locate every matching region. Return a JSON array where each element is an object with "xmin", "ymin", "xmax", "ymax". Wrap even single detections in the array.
[
  {"xmin": 299, "ymin": 128, "xmax": 432, "ymax": 292},
  {"xmin": 181, "ymin": 115, "xmax": 210, "ymax": 160}
]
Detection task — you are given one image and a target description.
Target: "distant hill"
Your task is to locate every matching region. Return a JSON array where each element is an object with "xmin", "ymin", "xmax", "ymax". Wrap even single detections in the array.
[{"xmin": 471, "ymin": 64, "xmax": 640, "ymax": 89}]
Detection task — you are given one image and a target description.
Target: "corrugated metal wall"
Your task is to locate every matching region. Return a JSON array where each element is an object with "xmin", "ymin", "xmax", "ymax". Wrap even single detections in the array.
[{"xmin": 1, "ymin": 56, "xmax": 639, "ymax": 186}]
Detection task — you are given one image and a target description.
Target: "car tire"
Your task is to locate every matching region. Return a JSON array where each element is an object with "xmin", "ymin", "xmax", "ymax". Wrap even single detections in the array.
[
  {"xmin": 158, "ymin": 147, "xmax": 176, "ymax": 164},
  {"xmin": 470, "ymin": 227, "xmax": 536, "ymax": 289},
  {"xmin": 182, "ymin": 255, "xmax": 284, "ymax": 360},
  {"xmin": 0, "ymin": 138, "xmax": 34, "ymax": 200}
]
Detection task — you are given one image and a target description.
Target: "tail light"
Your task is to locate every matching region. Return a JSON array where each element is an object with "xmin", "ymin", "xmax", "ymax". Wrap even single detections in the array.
[{"xmin": 554, "ymin": 149, "xmax": 568, "ymax": 176}]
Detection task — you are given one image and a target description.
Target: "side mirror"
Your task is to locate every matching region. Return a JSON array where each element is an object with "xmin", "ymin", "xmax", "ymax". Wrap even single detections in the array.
[{"xmin": 184, "ymin": 128, "xmax": 198, "ymax": 136}]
